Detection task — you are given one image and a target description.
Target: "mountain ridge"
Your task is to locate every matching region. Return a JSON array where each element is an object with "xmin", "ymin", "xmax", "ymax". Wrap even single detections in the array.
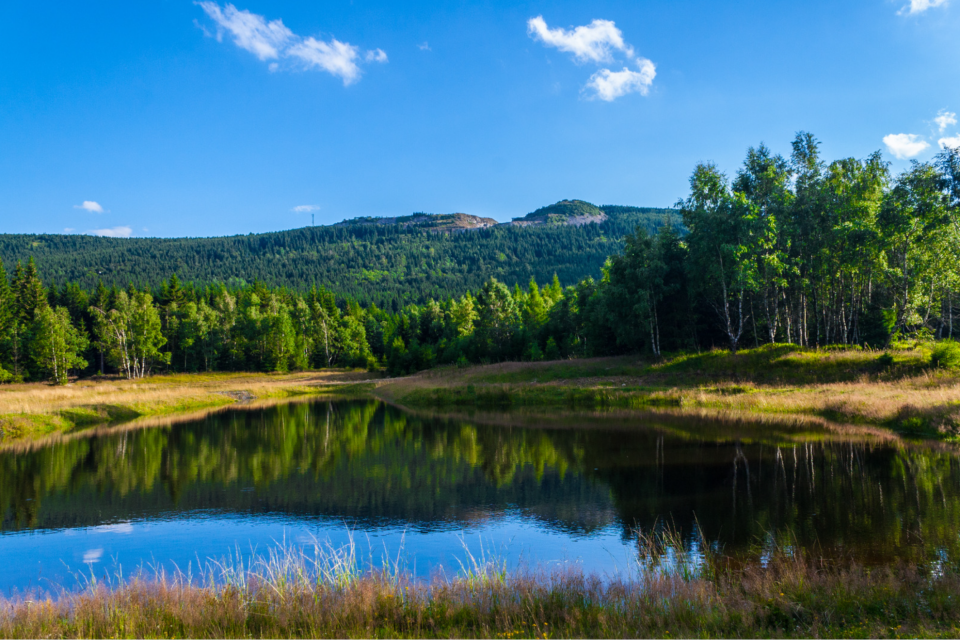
[{"xmin": 0, "ymin": 201, "xmax": 678, "ymax": 307}]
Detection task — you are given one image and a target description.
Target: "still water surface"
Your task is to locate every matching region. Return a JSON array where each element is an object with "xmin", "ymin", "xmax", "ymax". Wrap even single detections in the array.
[{"xmin": 1, "ymin": 399, "xmax": 959, "ymax": 595}]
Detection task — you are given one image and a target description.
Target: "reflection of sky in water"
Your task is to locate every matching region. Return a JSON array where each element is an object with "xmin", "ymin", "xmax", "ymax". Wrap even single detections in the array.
[{"xmin": 0, "ymin": 512, "xmax": 636, "ymax": 596}]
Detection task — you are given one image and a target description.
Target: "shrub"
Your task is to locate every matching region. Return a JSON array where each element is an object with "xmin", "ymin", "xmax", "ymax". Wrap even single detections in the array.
[
  {"xmin": 931, "ymin": 340, "xmax": 960, "ymax": 369},
  {"xmin": 545, "ymin": 337, "xmax": 561, "ymax": 361},
  {"xmin": 877, "ymin": 353, "xmax": 895, "ymax": 368}
]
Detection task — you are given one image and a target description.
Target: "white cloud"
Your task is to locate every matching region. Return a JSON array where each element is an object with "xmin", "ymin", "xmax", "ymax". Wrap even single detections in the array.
[
  {"xmin": 63, "ymin": 228, "xmax": 75, "ymax": 233},
  {"xmin": 292, "ymin": 204, "xmax": 321, "ymax": 213},
  {"xmin": 287, "ymin": 37, "xmax": 361, "ymax": 84},
  {"xmin": 940, "ymin": 135, "xmax": 960, "ymax": 150},
  {"xmin": 899, "ymin": 0, "xmax": 949, "ymax": 14},
  {"xmin": 197, "ymin": 1, "xmax": 293, "ymax": 60},
  {"xmin": 935, "ymin": 110, "xmax": 957, "ymax": 132},
  {"xmin": 883, "ymin": 133, "xmax": 930, "ymax": 159},
  {"xmin": 88, "ymin": 226, "xmax": 133, "ymax": 238},
  {"xmin": 585, "ymin": 59, "xmax": 656, "ymax": 101},
  {"xmin": 365, "ymin": 48, "xmax": 388, "ymax": 63},
  {"xmin": 418, "ymin": 41, "xmax": 431, "ymax": 51},
  {"xmin": 527, "ymin": 16, "xmax": 633, "ymax": 64},
  {"xmin": 74, "ymin": 200, "xmax": 104, "ymax": 213},
  {"xmin": 528, "ymin": 16, "xmax": 655, "ymax": 101},
  {"xmin": 196, "ymin": 2, "xmax": 386, "ymax": 84}
]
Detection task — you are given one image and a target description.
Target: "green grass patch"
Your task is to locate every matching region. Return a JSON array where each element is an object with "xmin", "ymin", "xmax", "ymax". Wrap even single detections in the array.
[
  {"xmin": 0, "ymin": 413, "xmax": 65, "ymax": 440},
  {"xmin": 400, "ymin": 384, "xmax": 685, "ymax": 410},
  {"xmin": 469, "ymin": 344, "xmax": 936, "ymax": 389}
]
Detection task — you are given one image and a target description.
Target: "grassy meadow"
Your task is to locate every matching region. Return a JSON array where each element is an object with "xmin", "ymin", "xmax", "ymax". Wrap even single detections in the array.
[
  {"xmin": 5, "ymin": 343, "xmax": 960, "ymax": 444},
  {"xmin": 0, "ymin": 370, "xmax": 376, "ymax": 443},
  {"xmin": 375, "ymin": 343, "xmax": 960, "ymax": 440}
]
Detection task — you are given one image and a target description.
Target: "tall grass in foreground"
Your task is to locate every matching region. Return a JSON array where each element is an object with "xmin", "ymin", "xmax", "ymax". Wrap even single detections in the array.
[{"xmin": 3, "ymin": 531, "xmax": 960, "ymax": 638}]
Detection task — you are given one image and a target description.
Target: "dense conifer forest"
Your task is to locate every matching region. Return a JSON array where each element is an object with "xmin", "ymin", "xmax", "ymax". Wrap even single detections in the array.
[
  {"xmin": 0, "ymin": 204, "xmax": 675, "ymax": 308},
  {"xmin": 1, "ymin": 134, "xmax": 958, "ymax": 385}
]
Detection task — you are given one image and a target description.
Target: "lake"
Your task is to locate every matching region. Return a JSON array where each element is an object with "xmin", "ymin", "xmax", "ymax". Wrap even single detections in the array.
[{"xmin": 1, "ymin": 398, "xmax": 958, "ymax": 596}]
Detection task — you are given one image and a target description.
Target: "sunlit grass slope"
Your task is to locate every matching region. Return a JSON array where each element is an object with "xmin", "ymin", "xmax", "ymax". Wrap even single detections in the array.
[
  {"xmin": 0, "ymin": 370, "xmax": 376, "ymax": 443},
  {"xmin": 376, "ymin": 344, "xmax": 960, "ymax": 439}
]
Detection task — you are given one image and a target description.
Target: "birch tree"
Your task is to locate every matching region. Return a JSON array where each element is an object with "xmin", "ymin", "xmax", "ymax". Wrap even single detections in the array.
[
  {"xmin": 31, "ymin": 306, "xmax": 88, "ymax": 385},
  {"xmin": 90, "ymin": 290, "xmax": 168, "ymax": 379}
]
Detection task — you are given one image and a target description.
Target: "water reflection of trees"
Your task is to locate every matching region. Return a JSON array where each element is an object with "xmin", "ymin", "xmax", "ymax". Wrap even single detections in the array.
[
  {"xmin": 597, "ymin": 437, "xmax": 960, "ymax": 562},
  {"xmin": 2, "ymin": 400, "xmax": 959, "ymax": 561},
  {"xmin": 0, "ymin": 401, "xmax": 606, "ymax": 533}
]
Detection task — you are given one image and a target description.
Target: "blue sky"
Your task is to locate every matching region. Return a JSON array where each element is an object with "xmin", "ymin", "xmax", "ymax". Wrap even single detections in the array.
[{"xmin": 1, "ymin": 0, "xmax": 958, "ymax": 238}]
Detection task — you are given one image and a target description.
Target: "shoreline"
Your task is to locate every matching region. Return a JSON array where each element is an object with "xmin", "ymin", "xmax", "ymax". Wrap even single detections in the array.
[
  {"xmin": 0, "ymin": 371, "xmax": 377, "ymax": 445},
  {"xmin": 373, "ymin": 346, "xmax": 960, "ymax": 441},
  {"xmin": 2, "ymin": 541, "xmax": 959, "ymax": 638},
  {"xmin": 4, "ymin": 344, "xmax": 960, "ymax": 446}
]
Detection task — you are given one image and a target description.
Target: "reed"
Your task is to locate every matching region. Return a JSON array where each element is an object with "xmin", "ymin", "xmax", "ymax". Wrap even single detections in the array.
[{"xmin": 3, "ymin": 531, "xmax": 960, "ymax": 638}]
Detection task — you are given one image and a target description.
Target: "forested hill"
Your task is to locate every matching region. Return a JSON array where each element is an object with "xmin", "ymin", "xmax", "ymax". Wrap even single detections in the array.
[{"xmin": 0, "ymin": 203, "xmax": 676, "ymax": 308}]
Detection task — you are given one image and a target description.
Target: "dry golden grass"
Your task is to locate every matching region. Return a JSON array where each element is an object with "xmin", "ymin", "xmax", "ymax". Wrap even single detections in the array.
[
  {"xmin": 0, "ymin": 370, "xmax": 378, "ymax": 444},
  {"xmin": 0, "ymin": 370, "xmax": 371, "ymax": 415},
  {"xmin": 684, "ymin": 372, "xmax": 960, "ymax": 434},
  {"xmin": 3, "ymin": 537, "xmax": 960, "ymax": 638},
  {"xmin": 375, "ymin": 348, "xmax": 960, "ymax": 439}
]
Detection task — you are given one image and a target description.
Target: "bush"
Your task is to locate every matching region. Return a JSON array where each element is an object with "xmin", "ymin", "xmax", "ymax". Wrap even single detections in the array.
[
  {"xmin": 823, "ymin": 344, "xmax": 863, "ymax": 352},
  {"xmin": 545, "ymin": 337, "xmax": 561, "ymax": 361},
  {"xmin": 877, "ymin": 353, "xmax": 895, "ymax": 368},
  {"xmin": 931, "ymin": 340, "xmax": 960, "ymax": 369}
]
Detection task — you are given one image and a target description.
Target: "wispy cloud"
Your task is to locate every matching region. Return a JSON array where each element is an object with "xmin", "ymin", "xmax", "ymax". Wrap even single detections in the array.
[
  {"xmin": 74, "ymin": 200, "xmax": 104, "ymax": 213},
  {"xmin": 585, "ymin": 60, "xmax": 656, "ymax": 101},
  {"xmin": 883, "ymin": 133, "xmax": 930, "ymax": 159},
  {"xmin": 418, "ymin": 41, "xmax": 431, "ymax": 51},
  {"xmin": 527, "ymin": 16, "xmax": 655, "ymax": 101},
  {"xmin": 196, "ymin": 1, "xmax": 292, "ymax": 60},
  {"xmin": 528, "ymin": 16, "xmax": 634, "ymax": 64},
  {"xmin": 286, "ymin": 37, "xmax": 362, "ymax": 84},
  {"xmin": 292, "ymin": 204, "xmax": 321, "ymax": 213},
  {"xmin": 899, "ymin": 0, "xmax": 949, "ymax": 15},
  {"xmin": 940, "ymin": 135, "xmax": 960, "ymax": 150},
  {"xmin": 365, "ymin": 48, "xmax": 388, "ymax": 63},
  {"xmin": 935, "ymin": 110, "xmax": 957, "ymax": 132},
  {"xmin": 87, "ymin": 226, "xmax": 133, "ymax": 238},
  {"xmin": 196, "ymin": 2, "xmax": 386, "ymax": 85},
  {"xmin": 63, "ymin": 228, "xmax": 75, "ymax": 233}
]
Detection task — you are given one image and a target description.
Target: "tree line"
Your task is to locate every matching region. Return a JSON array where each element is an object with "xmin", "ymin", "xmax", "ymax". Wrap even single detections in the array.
[{"xmin": 1, "ymin": 134, "xmax": 958, "ymax": 384}]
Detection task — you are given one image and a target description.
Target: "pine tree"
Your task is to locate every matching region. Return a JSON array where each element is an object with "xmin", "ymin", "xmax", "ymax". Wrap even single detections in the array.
[
  {"xmin": 12, "ymin": 257, "xmax": 47, "ymax": 323},
  {"xmin": 0, "ymin": 261, "xmax": 12, "ymax": 381}
]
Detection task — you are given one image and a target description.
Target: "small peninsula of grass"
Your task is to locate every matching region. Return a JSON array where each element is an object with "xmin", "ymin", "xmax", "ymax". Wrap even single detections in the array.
[
  {"xmin": 375, "ymin": 344, "xmax": 960, "ymax": 440},
  {"xmin": 0, "ymin": 370, "xmax": 376, "ymax": 444}
]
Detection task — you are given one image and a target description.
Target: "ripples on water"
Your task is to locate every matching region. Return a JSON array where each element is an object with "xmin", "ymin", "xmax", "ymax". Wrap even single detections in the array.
[{"xmin": 1, "ymin": 399, "xmax": 958, "ymax": 594}]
